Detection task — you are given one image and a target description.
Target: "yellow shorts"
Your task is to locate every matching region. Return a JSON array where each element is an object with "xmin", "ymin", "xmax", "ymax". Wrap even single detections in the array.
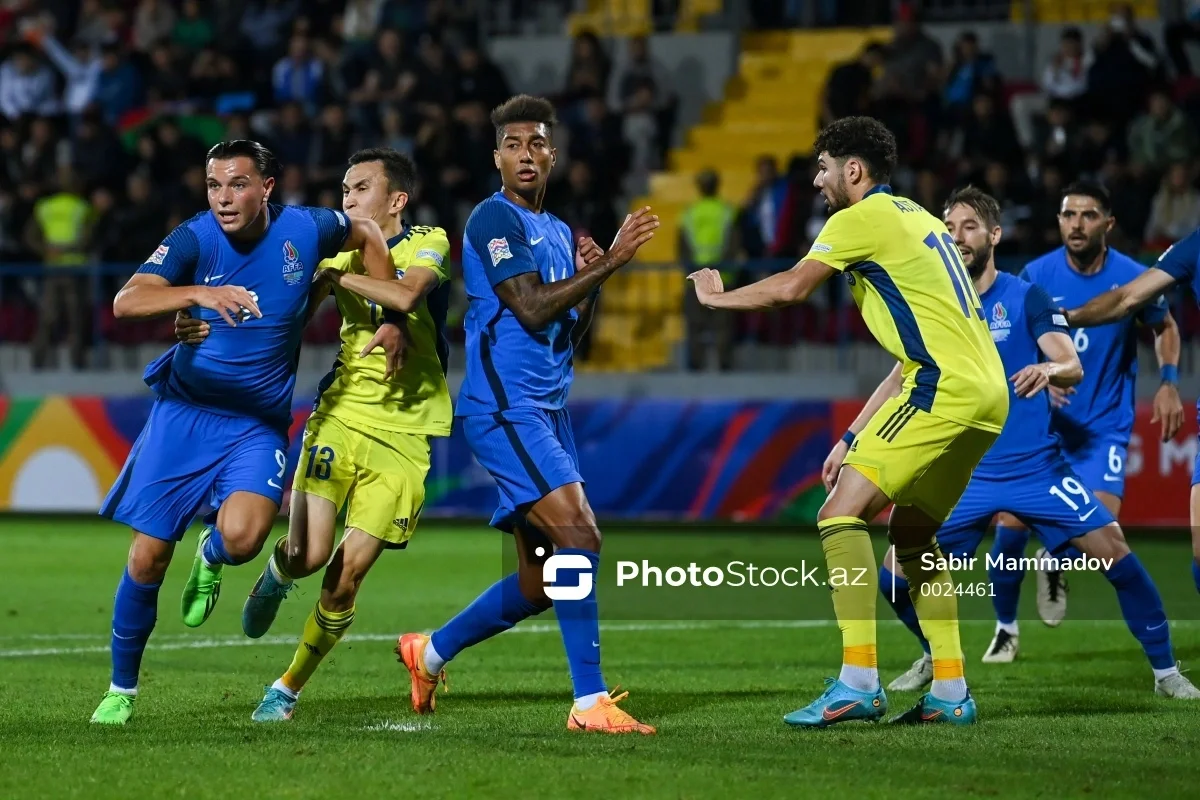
[
  {"xmin": 842, "ymin": 396, "xmax": 997, "ymax": 522},
  {"xmin": 293, "ymin": 413, "xmax": 431, "ymax": 548}
]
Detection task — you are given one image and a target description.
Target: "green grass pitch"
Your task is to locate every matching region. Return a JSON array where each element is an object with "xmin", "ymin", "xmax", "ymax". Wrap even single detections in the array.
[{"xmin": 2, "ymin": 519, "xmax": 1200, "ymax": 799}]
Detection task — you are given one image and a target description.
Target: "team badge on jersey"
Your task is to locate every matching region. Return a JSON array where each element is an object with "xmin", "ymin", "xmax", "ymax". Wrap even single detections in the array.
[
  {"xmin": 282, "ymin": 240, "xmax": 304, "ymax": 286},
  {"xmin": 416, "ymin": 247, "xmax": 445, "ymax": 266},
  {"xmin": 487, "ymin": 237, "xmax": 512, "ymax": 267},
  {"xmin": 146, "ymin": 244, "xmax": 169, "ymax": 265},
  {"xmin": 990, "ymin": 301, "xmax": 1011, "ymax": 343}
]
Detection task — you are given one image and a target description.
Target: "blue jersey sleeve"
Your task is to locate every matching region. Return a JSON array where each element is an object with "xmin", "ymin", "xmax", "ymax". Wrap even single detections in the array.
[
  {"xmin": 136, "ymin": 225, "xmax": 200, "ymax": 285},
  {"xmin": 1024, "ymin": 284, "xmax": 1069, "ymax": 340},
  {"xmin": 465, "ymin": 201, "xmax": 538, "ymax": 287},
  {"xmin": 306, "ymin": 207, "xmax": 351, "ymax": 260},
  {"xmin": 1155, "ymin": 229, "xmax": 1200, "ymax": 283},
  {"xmin": 1134, "ymin": 291, "xmax": 1170, "ymax": 327}
]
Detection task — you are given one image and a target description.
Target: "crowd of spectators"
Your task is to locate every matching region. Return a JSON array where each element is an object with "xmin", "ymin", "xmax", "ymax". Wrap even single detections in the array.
[{"xmin": 0, "ymin": 0, "xmax": 678, "ymax": 368}]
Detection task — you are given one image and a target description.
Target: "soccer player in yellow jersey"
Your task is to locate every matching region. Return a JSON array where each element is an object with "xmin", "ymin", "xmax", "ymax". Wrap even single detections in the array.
[
  {"xmin": 690, "ymin": 117, "xmax": 1008, "ymax": 727},
  {"xmin": 176, "ymin": 148, "xmax": 452, "ymax": 722}
]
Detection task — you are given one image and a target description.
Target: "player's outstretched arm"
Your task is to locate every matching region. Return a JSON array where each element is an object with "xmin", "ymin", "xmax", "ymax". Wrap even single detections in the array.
[
  {"xmin": 571, "ymin": 236, "xmax": 605, "ymax": 346},
  {"xmin": 115, "ymin": 273, "xmax": 262, "ymax": 326},
  {"xmin": 322, "ymin": 267, "xmax": 440, "ymax": 314},
  {"xmin": 493, "ymin": 210, "xmax": 658, "ymax": 332},
  {"xmin": 689, "ymin": 260, "xmax": 836, "ymax": 312},
  {"xmin": 1066, "ymin": 267, "xmax": 1176, "ymax": 327},
  {"xmin": 340, "ymin": 216, "xmax": 394, "ymax": 280},
  {"xmin": 823, "ymin": 362, "xmax": 903, "ymax": 491},
  {"xmin": 1011, "ymin": 331, "xmax": 1082, "ymax": 398}
]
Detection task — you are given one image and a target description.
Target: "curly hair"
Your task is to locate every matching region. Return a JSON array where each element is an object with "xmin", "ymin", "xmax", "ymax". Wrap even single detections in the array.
[
  {"xmin": 491, "ymin": 94, "xmax": 558, "ymax": 146},
  {"xmin": 944, "ymin": 185, "xmax": 1001, "ymax": 229},
  {"xmin": 813, "ymin": 117, "xmax": 898, "ymax": 184}
]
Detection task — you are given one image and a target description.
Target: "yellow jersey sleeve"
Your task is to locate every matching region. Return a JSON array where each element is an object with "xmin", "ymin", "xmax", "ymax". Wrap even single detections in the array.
[
  {"xmin": 407, "ymin": 227, "xmax": 451, "ymax": 284},
  {"xmin": 802, "ymin": 206, "xmax": 876, "ymax": 272},
  {"xmin": 319, "ymin": 251, "xmax": 354, "ymax": 274}
]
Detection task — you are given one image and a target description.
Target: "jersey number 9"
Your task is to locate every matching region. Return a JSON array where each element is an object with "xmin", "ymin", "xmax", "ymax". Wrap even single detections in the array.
[{"xmin": 924, "ymin": 232, "xmax": 985, "ymax": 321}]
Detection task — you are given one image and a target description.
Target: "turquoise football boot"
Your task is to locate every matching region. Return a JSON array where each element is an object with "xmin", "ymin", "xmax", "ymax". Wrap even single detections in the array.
[
  {"xmin": 784, "ymin": 678, "xmax": 887, "ymax": 728},
  {"xmin": 887, "ymin": 691, "xmax": 978, "ymax": 726},
  {"xmin": 251, "ymin": 686, "xmax": 297, "ymax": 722}
]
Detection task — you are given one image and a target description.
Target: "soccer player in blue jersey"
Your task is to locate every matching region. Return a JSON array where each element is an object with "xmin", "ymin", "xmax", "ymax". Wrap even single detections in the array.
[
  {"xmin": 841, "ymin": 187, "xmax": 1197, "ymax": 699},
  {"xmin": 90, "ymin": 140, "xmax": 395, "ymax": 725},
  {"xmin": 988, "ymin": 181, "xmax": 1182, "ymax": 638},
  {"xmin": 394, "ymin": 95, "xmax": 660, "ymax": 734},
  {"xmin": 1068, "ymin": 225, "xmax": 1200, "ymax": 597}
]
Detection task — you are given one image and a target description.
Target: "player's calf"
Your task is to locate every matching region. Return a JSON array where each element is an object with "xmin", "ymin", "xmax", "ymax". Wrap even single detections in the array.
[{"xmin": 183, "ymin": 492, "xmax": 279, "ymax": 628}]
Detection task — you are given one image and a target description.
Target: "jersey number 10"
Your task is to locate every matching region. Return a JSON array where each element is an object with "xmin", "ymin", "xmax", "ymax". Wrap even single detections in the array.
[{"xmin": 924, "ymin": 232, "xmax": 985, "ymax": 321}]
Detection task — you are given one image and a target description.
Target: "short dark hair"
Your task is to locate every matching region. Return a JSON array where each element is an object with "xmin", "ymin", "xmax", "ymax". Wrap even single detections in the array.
[
  {"xmin": 944, "ymin": 185, "xmax": 1001, "ymax": 229},
  {"xmin": 1062, "ymin": 26, "xmax": 1083, "ymax": 43},
  {"xmin": 813, "ymin": 116, "xmax": 898, "ymax": 184},
  {"xmin": 348, "ymin": 147, "xmax": 417, "ymax": 193},
  {"xmin": 206, "ymin": 140, "xmax": 277, "ymax": 178},
  {"xmin": 1061, "ymin": 180, "xmax": 1111, "ymax": 213},
  {"xmin": 491, "ymin": 94, "xmax": 558, "ymax": 146}
]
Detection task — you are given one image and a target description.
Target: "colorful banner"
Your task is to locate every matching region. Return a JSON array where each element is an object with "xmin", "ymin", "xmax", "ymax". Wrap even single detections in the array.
[{"xmin": 0, "ymin": 396, "xmax": 1192, "ymax": 525}]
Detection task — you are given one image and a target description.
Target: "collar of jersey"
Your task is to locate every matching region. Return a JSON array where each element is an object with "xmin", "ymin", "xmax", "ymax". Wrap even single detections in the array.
[
  {"xmin": 387, "ymin": 224, "xmax": 412, "ymax": 249},
  {"xmin": 863, "ymin": 184, "xmax": 893, "ymax": 197}
]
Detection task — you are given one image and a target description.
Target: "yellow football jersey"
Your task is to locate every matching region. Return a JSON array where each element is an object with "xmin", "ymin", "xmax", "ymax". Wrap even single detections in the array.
[
  {"xmin": 315, "ymin": 225, "xmax": 453, "ymax": 437},
  {"xmin": 803, "ymin": 187, "xmax": 1008, "ymax": 433}
]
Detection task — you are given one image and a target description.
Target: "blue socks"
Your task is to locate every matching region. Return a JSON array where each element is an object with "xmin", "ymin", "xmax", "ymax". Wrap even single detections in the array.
[
  {"xmin": 1104, "ymin": 553, "xmax": 1175, "ymax": 671},
  {"xmin": 429, "ymin": 572, "xmax": 546, "ymax": 663},
  {"xmin": 201, "ymin": 526, "xmax": 251, "ymax": 567},
  {"xmin": 988, "ymin": 524, "xmax": 1029, "ymax": 625},
  {"xmin": 1193, "ymin": 559, "xmax": 1200, "ymax": 594},
  {"xmin": 110, "ymin": 569, "xmax": 161, "ymax": 692},
  {"xmin": 551, "ymin": 548, "xmax": 606, "ymax": 700},
  {"xmin": 879, "ymin": 564, "xmax": 929, "ymax": 653}
]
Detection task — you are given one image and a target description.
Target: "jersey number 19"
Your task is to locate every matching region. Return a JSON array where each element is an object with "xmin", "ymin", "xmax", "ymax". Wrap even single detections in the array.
[{"xmin": 924, "ymin": 232, "xmax": 984, "ymax": 321}]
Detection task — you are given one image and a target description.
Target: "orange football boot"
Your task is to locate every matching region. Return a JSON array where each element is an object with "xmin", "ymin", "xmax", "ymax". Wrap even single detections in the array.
[
  {"xmin": 566, "ymin": 688, "xmax": 656, "ymax": 734},
  {"xmin": 395, "ymin": 633, "xmax": 447, "ymax": 714}
]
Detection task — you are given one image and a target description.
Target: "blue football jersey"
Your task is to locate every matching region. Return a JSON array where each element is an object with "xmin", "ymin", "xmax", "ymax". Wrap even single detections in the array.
[
  {"xmin": 1021, "ymin": 246, "xmax": 1168, "ymax": 444},
  {"xmin": 456, "ymin": 192, "xmax": 578, "ymax": 416},
  {"xmin": 137, "ymin": 204, "xmax": 350, "ymax": 429},
  {"xmin": 973, "ymin": 271, "xmax": 1069, "ymax": 477}
]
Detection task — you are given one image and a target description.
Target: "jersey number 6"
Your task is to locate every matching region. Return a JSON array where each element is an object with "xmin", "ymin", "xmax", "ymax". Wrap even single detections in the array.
[{"xmin": 924, "ymin": 232, "xmax": 985, "ymax": 321}]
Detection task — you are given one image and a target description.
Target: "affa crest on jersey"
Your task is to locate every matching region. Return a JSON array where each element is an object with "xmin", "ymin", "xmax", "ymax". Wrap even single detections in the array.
[
  {"xmin": 487, "ymin": 237, "xmax": 512, "ymax": 266},
  {"xmin": 990, "ymin": 301, "xmax": 1011, "ymax": 343},
  {"xmin": 146, "ymin": 244, "xmax": 169, "ymax": 265},
  {"xmin": 282, "ymin": 240, "xmax": 304, "ymax": 286}
]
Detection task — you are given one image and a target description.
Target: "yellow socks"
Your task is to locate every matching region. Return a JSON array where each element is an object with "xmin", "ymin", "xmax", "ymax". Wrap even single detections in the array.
[
  {"xmin": 280, "ymin": 602, "xmax": 355, "ymax": 695},
  {"xmin": 895, "ymin": 540, "xmax": 967, "ymax": 701},
  {"xmin": 818, "ymin": 516, "xmax": 878, "ymax": 691}
]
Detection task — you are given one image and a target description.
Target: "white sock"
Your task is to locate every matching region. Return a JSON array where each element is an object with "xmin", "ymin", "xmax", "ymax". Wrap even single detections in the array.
[
  {"xmin": 931, "ymin": 677, "xmax": 968, "ymax": 703},
  {"xmin": 839, "ymin": 664, "xmax": 879, "ymax": 692},
  {"xmin": 1153, "ymin": 665, "xmax": 1180, "ymax": 682},
  {"xmin": 996, "ymin": 621, "xmax": 1019, "ymax": 636},
  {"xmin": 267, "ymin": 556, "xmax": 291, "ymax": 585},
  {"xmin": 109, "ymin": 682, "xmax": 136, "ymax": 697},
  {"xmin": 574, "ymin": 691, "xmax": 608, "ymax": 711},
  {"xmin": 423, "ymin": 640, "xmax": 446, "ymax": 675},
  {"xmin": 271, "ymin": 678, "xmax": 299, "ymax": 700}
]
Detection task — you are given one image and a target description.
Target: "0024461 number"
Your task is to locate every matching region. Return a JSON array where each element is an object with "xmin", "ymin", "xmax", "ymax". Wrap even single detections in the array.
[
  {"xmin": 920, "ymin": 581, "xmax": 996, "ymax": 597},
  {"xmin": 924, "ymin": 231, "xmax": 985, "ymax": 321}
]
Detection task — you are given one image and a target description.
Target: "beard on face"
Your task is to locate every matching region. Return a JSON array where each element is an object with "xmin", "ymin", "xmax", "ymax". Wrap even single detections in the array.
[
  {"xmin": 825, "ymin": 173, "xmax": 851, "ymax": 212},
  {"xmin": 963, "ymin": 242, "xmax": 992, "ymax": 279},
  {"xmin": 1065, "ymin": 232, "xmax": 1103, "ymax": 264}
]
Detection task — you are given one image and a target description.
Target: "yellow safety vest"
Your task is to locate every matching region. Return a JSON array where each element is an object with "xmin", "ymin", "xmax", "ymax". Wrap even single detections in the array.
[
  {"xmin": 681, "ymin": 197, "xmax": 734, "ymax": 275},
  {"xmin": 34, "ymin": 193, "xmax": 90, "ymax": 266}
]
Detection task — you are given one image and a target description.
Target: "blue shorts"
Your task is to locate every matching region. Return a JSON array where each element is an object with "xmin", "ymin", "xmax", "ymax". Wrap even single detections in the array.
[
  {"xmin": 1059, "ymin": 431, "xmax": 1127, "ymax": 499},
  {"xmin": 100, "ymin": 398, "xmax": 288, "ymax": 541},
  {"xmin": 460, "ymin": 407, "xmax": 582, "ymax": 532},
  {"xmin": 937, "ymin": 455, "xmax": 1116, "ymax": 558}
]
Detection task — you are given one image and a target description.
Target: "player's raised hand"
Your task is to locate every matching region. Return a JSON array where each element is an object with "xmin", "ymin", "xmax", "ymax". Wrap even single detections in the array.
[
  {"xmin": 575, "ymin": 236, "xmax": 604, "ymax": 271},
  {"xmin": 822, "ymin": 439, "xmax": 850, "ymax": 492},
  {"xmin": 198, "ymin": 285, "xmax": 260, "ymax": 326},
  {"xmin": 687, "ymin": 268, "xmax": 724, "ymax": 305},
  {"xmin": 608, "ymin": 207, "xmax": 659, "ymax": 267},
  {"xmin": 360, "ymin": 321, "xmax": 408, "ymax": 380},
  {"xmin": 1009, "ymin": 363, "xmax": 1053, "ymax": 398},
  {"xmin": 174, "ymin": 309, "xmax": 210, "ymax": 346},
  {"xmin": 1151, "ymin": 381, "xmax": 1185, "ymax": 442},
  {"xmin": 1047, "ymin": 384, "xmax": 1074, "ymax": 408}
]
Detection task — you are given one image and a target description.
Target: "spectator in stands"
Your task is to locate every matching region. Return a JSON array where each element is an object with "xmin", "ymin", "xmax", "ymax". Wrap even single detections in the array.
[
  {"xmin": 1030, "ymin": 162, "xmax": 1066, "ymax": 250},
  {"xmin": 942, "ymin": 32, "xmax": 999, "ymax": 117},
  {"xmin": 451, "ymin": 100, "xmax": 499, "ymax": 202},
  {"xmin": 680, "ymin": 169, "xmax": 736, "ymax": 372},
  {"xmin": 240, "ymin": 0, "xmax": 299, "ymax": 65},
  {"xmin": 555, "ymin": 160, "xmax": 619, "ymax": 259},
  {"xmin": 622, "ymin": 83, "xmax": 661, "ymax": 189},
  {"xmin": 133, "ymin": 0, "xmax": 176, "ymax": 51},
  {"xmin": 739, "ymin": 155, "xmax": 784, "ymax": 259},
  {"xmin": 271, "ymin": 102, "xmax": 313, "ymax": 168},
  {"xmin": 561, "ymin": 30, "xmax": 611, "ymax": 116},
  {"xmin": 1032, "ymin": 99, "xmax": 1079, "ymax": 174},
  {"xmin": 949, "ymin": 92, "xmax": 1023, "ymax": 176},
  {"xmin": 821, "ymin": 42, "xmax": 885, "ymax": 127},
  {"xmin": 1043, "ymin": 27, "xmax": 1091, "ymax": 105},
  {"xmin": 1087, "ymin": 6, "xmax": 1161, "ymax": 128},
  {"xmin": 278, "ymin": 164, "xmax": 309, "ymax": 207},
  {"xmin": 342, "ymin": 0, "xmax": 386, "ymax": 53},
  {"xmin": 172, "ymin": 0, "xmax": 214, "ymax": 54},
  {"xmin": 410, "ymin": 34, "xmax": 457, "ymax": 120},
  {"xmin": 74, "ymin": 0, "xmax": 119, "ymax": 49},
  {"xmin": 0, "ymin": 43, "xmax": 58, "ymax": 120},
  {"xmin": 453, "ymin": 42, "xmax": 511, "ymax": 117},
  {"xmin": 1144, "ymin": 162, "xmax": 1200, "ymax": 247},
  {"xmin": 273, "ymin": 35, "xmax": 324, "ymax": 112},
  {"xmin": 567, "ymin": 95, "xmax": 629, "ymax": 197},
  {"xmin": 95, "ymin": 45, "xmax": 143, "ymax": 124},
  {"xmin": 350, "ymin": 29, "xmax": 408, "ymax": 109},
  {"xmin": 25, "ymin": 167, "xmax": 91, "ymax": 370},
  {"xmin": 22, "ymin": 117, "xmax": 63, "ymax": 194},
  {"xmin": 145, "ymin": 44, "xmax": 189, "ymax": 105},
  {"xmin": 615, "ymin": 35, "xmax": 676, "ymax": 167},
  {"xmin": 27, "ymin": 23, "xmax": 101, "ymax": 119},
  {"xmin": 880, "ymin": 6, "xmax": 942, "ymax": 105},
  {"xmin": 1128, "ymin": 90, "xmax": 1197, "ymax": 178},
  {"xmin": 154, "ymin": 118, "xmax": 205, "ymax": 179},
  {"xmin": 68, "ymin": 112, "xmax": 126, "ymax": 192},
  {"xmin": 106, "ymin": 171, "xmax": 166, "ymax": 264},
  {"xmin": 308, "ymin": 103, "xmax": 358, "ymax": 189}
]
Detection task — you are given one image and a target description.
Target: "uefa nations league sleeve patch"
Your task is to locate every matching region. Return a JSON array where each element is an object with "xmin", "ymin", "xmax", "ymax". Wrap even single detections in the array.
[{"xmin": 487, "ymin": 237, "xmax": 513, "ymax": 267}]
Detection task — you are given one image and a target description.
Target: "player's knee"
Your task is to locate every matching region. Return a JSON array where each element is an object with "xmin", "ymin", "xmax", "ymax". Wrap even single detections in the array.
[
  {"xmin": 559, "ymin": 523, "xmax": 601, "ymax": 552},
  {"xmin": 1076, "ymin": 523, "xmax": 1130, "ymax": 562},
  {"xmin": 127, "ymin": 542, "xmax": 171, "ymax": 584},
  {"xmin": 218, "ymin": 519, "xmax": 272, "ymax": 563}
]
